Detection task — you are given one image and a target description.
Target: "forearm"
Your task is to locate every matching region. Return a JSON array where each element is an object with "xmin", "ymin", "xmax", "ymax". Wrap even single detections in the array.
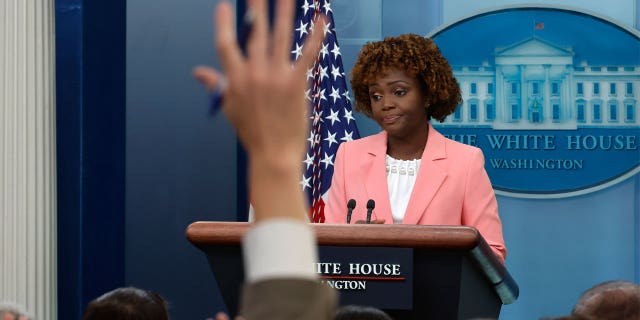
[{"xmin": 248, "ymin": 154, "xmax": 308, "ymax": 222}]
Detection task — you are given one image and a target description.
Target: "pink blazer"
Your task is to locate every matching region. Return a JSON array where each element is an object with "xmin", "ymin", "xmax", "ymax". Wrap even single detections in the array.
[{"xmin": 324, "ymin": 125, "xmax": 507, "ymax": 261}]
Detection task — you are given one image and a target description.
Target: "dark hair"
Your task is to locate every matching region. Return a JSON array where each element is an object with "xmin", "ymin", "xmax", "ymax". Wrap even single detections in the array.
[
  {"xmin": 349, "ymin": 33, "xmax": 461, "ymax": 122},
  {"xmin": 571, "ymin": 280, "xmax": 640, "ymax": 320},
  {"xmin": 334, "ymin": 305, "xmax": 392, "ymax": 320},
  {"xmin": 83, "ymin": 287, "xmax": 169, "ymax": 320}
]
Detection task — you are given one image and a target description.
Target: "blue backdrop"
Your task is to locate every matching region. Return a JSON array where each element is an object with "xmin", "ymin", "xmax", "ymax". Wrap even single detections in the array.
[{"xmin": 55, "ymin": 0, "xmax": 639, "ymax": 319}]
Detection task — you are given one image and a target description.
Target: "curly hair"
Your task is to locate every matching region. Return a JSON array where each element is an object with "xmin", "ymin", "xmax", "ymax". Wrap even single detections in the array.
[{"xmin": 349, "ymin": 33, "xmax": 461, "ymax": 122}]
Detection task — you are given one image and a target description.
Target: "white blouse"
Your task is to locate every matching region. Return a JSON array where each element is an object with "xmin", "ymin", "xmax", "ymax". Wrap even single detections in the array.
[{"xmin": 386, "ymin": 155, "xmax": 421, "ymax": 224}]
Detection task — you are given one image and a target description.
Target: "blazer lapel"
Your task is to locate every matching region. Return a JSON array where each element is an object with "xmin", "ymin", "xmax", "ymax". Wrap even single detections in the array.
[
  {"xmin": 402, "ymin": 126, "xmax": 447, "ymax": 225},
  {"xmin": 364, "ymin": 132, "xmax": 394, "ymax": 223}
]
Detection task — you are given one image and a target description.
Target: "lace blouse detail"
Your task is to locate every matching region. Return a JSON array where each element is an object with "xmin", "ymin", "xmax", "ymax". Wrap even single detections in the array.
[{"xmin": 386, "ymin": 155, "xmax": 421, "ymax": 224}]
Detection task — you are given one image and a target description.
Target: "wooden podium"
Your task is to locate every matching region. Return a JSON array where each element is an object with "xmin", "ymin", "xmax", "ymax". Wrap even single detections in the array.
[{"xmin": 187, "ymin": 222, "xmax": 518, "ymax": 319}]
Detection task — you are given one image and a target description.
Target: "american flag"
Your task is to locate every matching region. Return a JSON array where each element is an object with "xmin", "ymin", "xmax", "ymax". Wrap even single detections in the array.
[{"xmin": 292, "ymin": 0, "xmax": 360, "ymax": 223}]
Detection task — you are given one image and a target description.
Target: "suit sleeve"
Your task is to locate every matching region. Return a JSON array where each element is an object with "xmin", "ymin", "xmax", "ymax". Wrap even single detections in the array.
[
  {"xmin": 241, "ymin": 278, "xmax": 337, "ymax": 320},
  {"xmin": 324, "ymin": 143, "xmax": 348, "ymax": 224},
  {"xmin": 462, "ymin": 148, "xmax": 507, "ymax": 262},
  {"xmin": 240, "ymin": 220, "xmax": 338, "ymax": 319}
]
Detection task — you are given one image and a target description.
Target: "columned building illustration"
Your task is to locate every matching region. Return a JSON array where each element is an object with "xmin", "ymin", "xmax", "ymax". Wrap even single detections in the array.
[{"xmin": 438, "ymin": 37, "xmax": 639, "ymax": 130}]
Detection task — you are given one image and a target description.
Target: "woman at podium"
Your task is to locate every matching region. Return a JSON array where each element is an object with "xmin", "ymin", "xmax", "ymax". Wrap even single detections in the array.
[{"xmin": 324, "ymin": 34, "xmax": 506, "ymax": 261}]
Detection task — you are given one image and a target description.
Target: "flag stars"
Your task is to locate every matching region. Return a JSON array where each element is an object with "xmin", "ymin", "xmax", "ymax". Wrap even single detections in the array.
[
  {"xmin": 316, "ymin": 88, "xmax": 327, "ymax": 102},
  {"xmin": 342, "ymin": 90, "xmax": 352, "ymax": 102},
  {"xmin": 309, "ymin": 19, "xmax": 315, "ymax": 35},
  {"xmin": 294, "ymin": 3, "xmax": 361, "ymax": 214},
  {"xmin": 311, "ymin": 110, "xmax": 324, "ymax": 125},
  {"xmin": 324, "ymin": 131, "xmax": 338, "ymax": 148},
  {"xmin": 331, "ymin": 64, "xmax": 342, "ymax": 80},
  {"xmin": 306, "ymin": 67, "xmax": 315, "ymax": 80},
  {"xmin": 318, "ymin": 65, "xmax": 329, "ymax": 81},
  {"xmin": 296, "ymin": 20, "xmax": 309, "ymax": 38},
  {"xmin": 343, "ymin": 108, "xmax": 355, "ymax": 125},
  {"xmin": 331, "ymin": 43, "xmax": 341, "ymax": 59},
  {"xmin": 323, "ymin": 0, "xmax": 332, "ymax": 14},
  {"xmin": 291, "ymin": 43, "xmax": 303, "ymax": 60},
  {"xmin": 325, "ymin": 108, "xmax": 341, "ymax": 125},
  {"xmin": 301, "ymin": 0, "xmax": 315, "ymax": 15},
  {"xmin": 320, "ymin": 152, "xmax": 334, "ymax": 168},
  {"xmin": 323, "ymin": 22, "xmax": 332, "ymax": 37},
  {"xmin": 300, "ymin": 175, "xmax": 312, "ymax": 190},
  {"xmin": 319, "ymin": 42, "xmax": 329, "ymax": 60},
  {"xmin": 329, "ymin": 87, "xmax": 341, "ymax": 103},
  {"xmin": 307, "ymin": 131, "xmax": 316, "ymax": 146},
  {"xmin": 341, "ymin": 130, "xmax": 354, "ymax": 142},
  {"xmin": 303, "ymin": 153, "xmax": 315, "ymax": 169}
]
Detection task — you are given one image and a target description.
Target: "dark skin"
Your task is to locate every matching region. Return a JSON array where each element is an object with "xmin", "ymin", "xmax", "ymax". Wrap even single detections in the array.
[
  {"xmin": 354, "ymin": 69, "xmax": 429, "ymax": 224},
  {"xmin": 368, "ymin": 69, "xmax": 430, "ymax": 161}
]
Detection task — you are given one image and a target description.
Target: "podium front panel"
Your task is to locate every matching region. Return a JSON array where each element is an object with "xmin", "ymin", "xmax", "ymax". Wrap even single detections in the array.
[{"xmin": 318, "ymin": 246, "xmax": 413, "ymax": 310}]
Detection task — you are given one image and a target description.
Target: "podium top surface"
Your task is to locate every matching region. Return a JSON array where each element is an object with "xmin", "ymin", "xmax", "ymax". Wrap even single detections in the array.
[{"xmin": 187, "ymin": 222, "xmax": 480, "ymax": 249}]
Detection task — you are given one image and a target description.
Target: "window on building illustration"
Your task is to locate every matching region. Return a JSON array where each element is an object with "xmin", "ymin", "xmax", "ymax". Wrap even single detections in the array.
[
  {"xmin": 532, "ymin": 82, "xmax": 540, "ymax": 95},
  {"xmin": 531, "ymin": 110, "xmax": 541, "ymax": 123},
  {"xmin": 577, "ymin": 82, "xmax": 584, "ymax": 95},
  {"xmin": 593, "ymin": 103, "xmax": 601, "ymax": 122},
  {"xmin": 552, "ymin": 104, "xmax": 560, "ymax": 121},
  {"xmin": 530, "ymin": 99, "xmax": 542, "ymax": 123},
  {"xmin": 591, "ymin": 67, "xmax": 601, "ymax": 72},
  {"xmin": 511, "ymin": 82, "xmax": 518, "ymax": 95},
  {"xmin": 487, "ymin": 83, "xmax": 494, "ymax": 95},
  {"xmin": 485, "ymin": 103, "xmax": 495, "ymax": 121},
  {"xmin": 593, "ymin": 83, "xmax": 600, "ymax": 95},
  {"xmin": 577, "ymin": 104, "xmax": 585, "ymax": 123},
  {"xmin": 626, "ymin": 82, "xmax": 634, "ymax": 96},
  {"xmin": 609, "ymin": 102, "xmax": 618, "ymax": 121},
  {"xmin": 551, "ymin": 82, "xmax": 560, "ymax": 95},
  {"xmin": 470, "ymin": 83, "xmax": 477, "ymax": 95},
  {"xmin": 469, "ymin": 103, "xmax": 478, "ymax": 121},
  {"xmin": 511, "ymin": 103, "xmax": 520, "ymax": 120},
  {"xmin": 453, "ymin": 104, "xmax": 462, "ymax": 121},
  {"xmin": 609, "ymin": 83, "xmax": 616, "ymax": 95},
  {"xmin": 626, "ymin": 104, "xmax": 636, "ymax": 122}
]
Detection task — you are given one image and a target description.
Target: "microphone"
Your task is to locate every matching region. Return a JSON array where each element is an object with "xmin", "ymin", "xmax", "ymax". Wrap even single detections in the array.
[
  {"xmin": 346, "ymin": 199, "xmax": 356, "ymax": 224},
  {"xmin": 366, "ymin": 199, "xmax": 375, "ymax": 224}
]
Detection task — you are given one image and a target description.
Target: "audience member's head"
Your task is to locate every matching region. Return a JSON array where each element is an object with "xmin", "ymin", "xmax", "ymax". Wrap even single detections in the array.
[
  {"xmin": 569, "ymin": 280, "xmax": 640, "ymax": 320},
  {"xmin": 0, "ymin": 301, "xmax": 32, "ymax": 320},
  {"xmin": 82, "ymin": 287, "xmax": 169, "ymax": 320},
  {"xmin": 334, "ymin": 305, "xmax": 392, "ymax": 320}
]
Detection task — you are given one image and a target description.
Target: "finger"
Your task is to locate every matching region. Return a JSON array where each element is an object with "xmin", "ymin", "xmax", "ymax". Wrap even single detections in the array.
[
  {"xmin": 246, "ymin": 0, "xmax": 268, "ymax": 62},
  {"xmin": 215, "ymin": 2, "xmax": 243, "ymax": 75},
  {"xmin": 193, "ymin": 66, "xmax": 225, "ymax": 91},
  {"xmin": 374, "ymin": 219, "xmax": 386, "ymax": 224},
  {"xmin": 215, "ymin": 312, "xmax": 230, "ymax": 320},
  {"xmin": 295, "ymin": 15, "xmax": 326, "ymax": 75},
  {"xmin": 272, "ymin": 0, "xmax": 295, "ymax": 64}
]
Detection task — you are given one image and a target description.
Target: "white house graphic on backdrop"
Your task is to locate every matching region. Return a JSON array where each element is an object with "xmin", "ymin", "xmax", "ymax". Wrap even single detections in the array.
[{"xmin": 439, "ymin": 36, "xmax": 640, "ymax": 130}]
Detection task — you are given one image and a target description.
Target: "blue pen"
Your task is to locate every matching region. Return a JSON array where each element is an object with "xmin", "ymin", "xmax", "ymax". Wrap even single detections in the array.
[{"xmin": 209, "ymin": 9, "xmax": 255, "ymax": 116}]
